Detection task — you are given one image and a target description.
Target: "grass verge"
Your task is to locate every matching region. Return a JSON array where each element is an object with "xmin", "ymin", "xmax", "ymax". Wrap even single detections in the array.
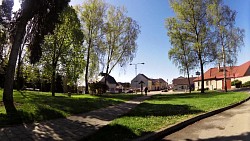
[
  {"xmin": 84, "ymin": 91, "xmax": 250, "ymax": 141},
  {"xmin": 0, "ymin": 90, "xmax": 141, "ymax": 127}
]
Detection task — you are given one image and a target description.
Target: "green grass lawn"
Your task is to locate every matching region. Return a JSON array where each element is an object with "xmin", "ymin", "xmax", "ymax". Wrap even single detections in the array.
[
  {"xmin": 0, "ymin": 89, "xmax": 141, "ymax": 127},
  {"xmin": 84, "ymin": 91, "xmax": 250, "ymax": 141}
]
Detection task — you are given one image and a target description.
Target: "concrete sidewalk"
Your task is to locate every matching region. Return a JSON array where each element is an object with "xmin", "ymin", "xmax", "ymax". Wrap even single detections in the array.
[
  {"xmin": 161, "ymin": 96, "xmax": 250, "ymax": 141},
  {"xmin": 0, "ymin": 96, "xmax": 150, "ymax": 141}
]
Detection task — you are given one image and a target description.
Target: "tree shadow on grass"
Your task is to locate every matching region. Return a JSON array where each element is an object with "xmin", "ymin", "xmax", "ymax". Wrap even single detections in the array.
[
  {"xmin": 0, "ymin": 104, "xmax": 67, "ymax": 128},
  {"xmin": 83, "ymin": 103, "xmax": 205, "ymax": 141},
  {"xmin": 126, "ymin": 103, "xmax": 204, "ymax": 117},
  {"xmin": 82, "ymin": 124, "xmax": 142, "ymax": 141},
  {"xmin": 152, "ymin": 92, "xmax": 232, "ymax": 101},
  {"xmin": 0, "ymin": 91, "xmax": 136, "ymax": 127}
]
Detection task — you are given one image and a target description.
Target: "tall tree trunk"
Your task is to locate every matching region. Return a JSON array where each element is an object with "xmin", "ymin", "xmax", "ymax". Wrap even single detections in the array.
[
  {"xmin": 3, "ymin": 20, "xmax": 27, "ymax": 115},
  {"xmin": 104, "ymin": 64, "xmax": 109, "ymax": 93},
  {"xmin": 16, "ymin": 41, "xmax": 25, "ymax": 91},
  {"xmin": 51, "ymin": 64, "xmax": 56, "ymax": 96},
  {"xmin": 198, "ymin": 52, "xmax": 205, "ymax": 93},
  {"xmin": 222, "ymin": 45, "xmax": 227, "ymax": 92},
  {"xmin": 85, "ymin": 42, "xmax": 91, "ymax": 94},
  {"xmin": 16, "ymin": 53, "xmax": 22, "ymax": 91},
  {"xmin": 186, "ymin": 67, "xmax": 191, "ymax": 93}
]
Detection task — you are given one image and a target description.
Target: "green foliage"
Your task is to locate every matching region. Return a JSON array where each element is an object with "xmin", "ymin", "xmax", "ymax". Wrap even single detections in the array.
[
  {"xmin": 85, "ymin": 91, "xmax": 249, "ymax": 141},
  {"xmin": 40, "ymin": 6, "xmax": 84, "ymax": 94},
  {"xmin": 75, "ymin": 0, "xmax": 107, "ymax": 93},
  {"xmin": 89, "ymin": 82, "xmax": 108, "ymax": 94},
  {"xmin": 242, "ymin": 81, "xmax": 250, "ymax": 88},
  {"xmin": 231, "ymin": 79, "xmax": 242, "ymax": 88},
  {"xmin": 167, "ymin": 0, "xmax": 217, "ymax": 93},
  {"xmin": 207, "ymin": 0, "xmax": 244, "ymax": 66},
  {"xmin": 101, "ymin": 6, "xmax": 140, "ymax": 74}
]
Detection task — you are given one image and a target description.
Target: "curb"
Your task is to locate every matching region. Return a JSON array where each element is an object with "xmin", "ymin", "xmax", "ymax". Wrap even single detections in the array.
[{"xmin": 134, "ymin": 95, "xmax": 250, "ymax": 141}]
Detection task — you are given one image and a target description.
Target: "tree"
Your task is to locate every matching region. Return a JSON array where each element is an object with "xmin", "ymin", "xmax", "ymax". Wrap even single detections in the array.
[
  {"xmin": 3, "ymin": 0, "xmax": 69, "ymax": 115},
  {"xmin": 61, "ymin": 34, "xmax": 85, "ymax": 93},
  {"xmin": 101, "ymin": 6, "xmax": 140, "ymax": 85},
  {"xmin": 166, "ymin": 18, "xmax": 196, "ymax": 93},
  {"xmin": 207, "ymin": 0, "xmax": 244, "ymax": 92},
  {"xmin": 0, "ymin": 0, "xmax": 13, "ymax": 88},
  {"xmin": 41, "ymin": 6, "xmax": 84, "ymax": 96},
  {"xmin": 169, "ymin": 0, "xmax": 217, "ymax": 93},
  {"xmin": 75, "ymin": 0, "xmax": 107, "ymax": 94}
]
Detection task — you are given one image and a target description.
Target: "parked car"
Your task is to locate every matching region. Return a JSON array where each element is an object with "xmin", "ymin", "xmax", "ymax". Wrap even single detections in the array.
[
  {"xmin": 161, "ymin": 89, "xmax": 168, "ymax": 92},
  {"xmin": 126, "ymin": 89, "xmax": 134, "ymax": 93}
]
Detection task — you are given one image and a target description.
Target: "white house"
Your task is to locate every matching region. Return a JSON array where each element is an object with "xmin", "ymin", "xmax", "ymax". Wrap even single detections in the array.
[
  {"xmin": 131, "ymin": 74, "xmax": 152, "ymax": 91},
  {"xmin": 172, "ymin": 76, "xmax": 196, "ymax": 91},
  {"xmin": 194, "ymin": 61, "xmax": 250, "ymax": 90},
  {"xmin": 100, "ymin": 74, "xmax": 118, "ymax": 93}
]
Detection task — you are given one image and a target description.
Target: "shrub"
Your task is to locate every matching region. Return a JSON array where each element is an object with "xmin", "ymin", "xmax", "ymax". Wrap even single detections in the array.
[
  {"xmin": 242, "ymin": 81, "xmax": 250, "ymax": 87},
  {"xmin": 231, "ymin": 79, "xmax": 242, "ymax": 88},
  {"xmin": 89, "ymin": 82, "xmax": 108, "ymax": 94}
]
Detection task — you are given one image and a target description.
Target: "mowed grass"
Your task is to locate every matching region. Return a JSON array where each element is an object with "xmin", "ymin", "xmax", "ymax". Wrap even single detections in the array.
[
  {"xmin": 84, "ymin": 91, "xmax": 250, "ymax": 141},
  {"xmin": 0, "ymin": 89, "xmax": 141, "ymax": 127}
]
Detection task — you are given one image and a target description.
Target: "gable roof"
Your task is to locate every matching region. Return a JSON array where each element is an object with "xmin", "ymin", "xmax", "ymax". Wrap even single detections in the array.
[
  {"xmin": 194, "ymin": 61, "xmax": 250, "ymax": 81},
  {"xmin": 131, "ymin": 74, "xmax": 151, "ymax": 82},
  {"xmin": 139, "ymin": 74, "xmax": 151, "ymax": 80},
  {"xmin": 100, "ymin": 75, "xmax": 118, "ymax": 85},
  {"xmin": 151, "ymin": 78, "xmax": 167, "ymax": 84},
  {"xmin": 172, "ymin": 77, "xmax": 197, "ymax": 85}
]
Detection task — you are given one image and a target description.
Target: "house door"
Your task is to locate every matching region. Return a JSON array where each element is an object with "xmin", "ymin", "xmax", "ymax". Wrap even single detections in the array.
[{"xmin": 222, "ymin": 79, "xmax": 231, "ymax": 90}]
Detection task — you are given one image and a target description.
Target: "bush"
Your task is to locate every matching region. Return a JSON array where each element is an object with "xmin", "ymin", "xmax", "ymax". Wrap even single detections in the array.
[
  {"xmin": 231, "ymin": 79, "xmax": 242, "ymax": 88},
  {"xmin": 89, "ymin": 82, "xmax": 108, "ymax": 94},
  {"xmin": 242, "ymin": 81, "xmax": 250, "ymax": 87}
]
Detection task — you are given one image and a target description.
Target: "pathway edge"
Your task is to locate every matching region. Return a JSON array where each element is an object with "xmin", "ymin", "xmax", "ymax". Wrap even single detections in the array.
[{"xmin": 134, "ymin": 95, "xmax": 250, "ymax": 141}]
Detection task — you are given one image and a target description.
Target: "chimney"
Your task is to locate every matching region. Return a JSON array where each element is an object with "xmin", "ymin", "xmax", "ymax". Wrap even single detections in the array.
[{"xmin": 218, "ymin": 63, "xmax": 221, "ymax": 72}]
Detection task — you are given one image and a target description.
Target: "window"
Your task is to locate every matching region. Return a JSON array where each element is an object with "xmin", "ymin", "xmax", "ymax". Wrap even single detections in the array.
[{"xmin": 206, "ymin": 81, "xmax": 209, "ymax": 86}]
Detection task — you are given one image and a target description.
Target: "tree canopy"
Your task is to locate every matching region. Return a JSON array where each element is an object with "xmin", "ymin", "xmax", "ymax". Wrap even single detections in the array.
[{"xmin": 167, "ymin": 0, "xmax": 244, "ymax": 93}]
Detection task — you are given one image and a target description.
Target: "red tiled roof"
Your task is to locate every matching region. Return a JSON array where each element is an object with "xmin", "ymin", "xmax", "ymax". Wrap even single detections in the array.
[{"xmin": 194, "ymin": 61, "xmax": 250, "ymax": 81}]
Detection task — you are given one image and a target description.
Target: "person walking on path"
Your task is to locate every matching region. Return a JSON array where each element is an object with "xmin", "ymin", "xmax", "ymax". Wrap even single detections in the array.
[{"xmin": 144, "ymin": 87, "xmax": 148, "ymax": 96}]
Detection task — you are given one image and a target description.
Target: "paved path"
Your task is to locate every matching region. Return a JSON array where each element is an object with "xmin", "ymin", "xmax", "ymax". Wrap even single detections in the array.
[
  {"xmin": 0, "ymin": 96, "xmax": 150, "ymax": 141},
  {"xmin": 161, "ymin": 97, "xmax": 250, "ymax": 141}
]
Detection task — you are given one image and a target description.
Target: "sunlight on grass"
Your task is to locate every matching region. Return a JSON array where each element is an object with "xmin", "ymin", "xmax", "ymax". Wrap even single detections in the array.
[{"xmin": 85, "ymin": 91, "xmax": 250, "ymax": 141}]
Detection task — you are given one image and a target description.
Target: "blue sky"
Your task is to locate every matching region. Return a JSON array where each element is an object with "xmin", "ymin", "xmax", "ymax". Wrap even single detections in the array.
[
  {"xmin": 72, "ymin": 0, "xmax": 250, "ymax": 84},
  {"xmin": 13, "ymin": 0, "xmax": 250, "ymax": 84}
]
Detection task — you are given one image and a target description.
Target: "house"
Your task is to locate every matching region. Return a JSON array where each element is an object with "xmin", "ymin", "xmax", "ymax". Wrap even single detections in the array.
[
  {"xmin": 151, "ymin": 78, "xmax": 168, "ymax": 90},
  {"xmin": 131, "ymin": 74, "xmax": 152, "ymax": 90},
  {"xmin": 194, "ymin": 61, "xmax": 250, "ymax": 90},
  {"xmin": 172, "ymin": 76, "xmax": 197, "ymax": 91},
  {"xmin": 117, "ymin": 82, "xmax": 131, "ymax": 93},
  {"xmin": 100, "ymin": 74, "xmax": 118, "ymax": 93}
]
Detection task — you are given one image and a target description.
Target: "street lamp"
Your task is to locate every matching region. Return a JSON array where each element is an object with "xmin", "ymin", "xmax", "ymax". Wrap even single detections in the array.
[{"xmin": 130, "ymin": 63, "xmax": 145, "ymax": 94}]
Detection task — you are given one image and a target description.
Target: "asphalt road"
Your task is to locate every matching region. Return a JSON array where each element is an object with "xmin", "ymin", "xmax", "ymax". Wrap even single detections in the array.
[{"xmin": 161, "ymin": 95, "xmax": 250, "ymax": 141}]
